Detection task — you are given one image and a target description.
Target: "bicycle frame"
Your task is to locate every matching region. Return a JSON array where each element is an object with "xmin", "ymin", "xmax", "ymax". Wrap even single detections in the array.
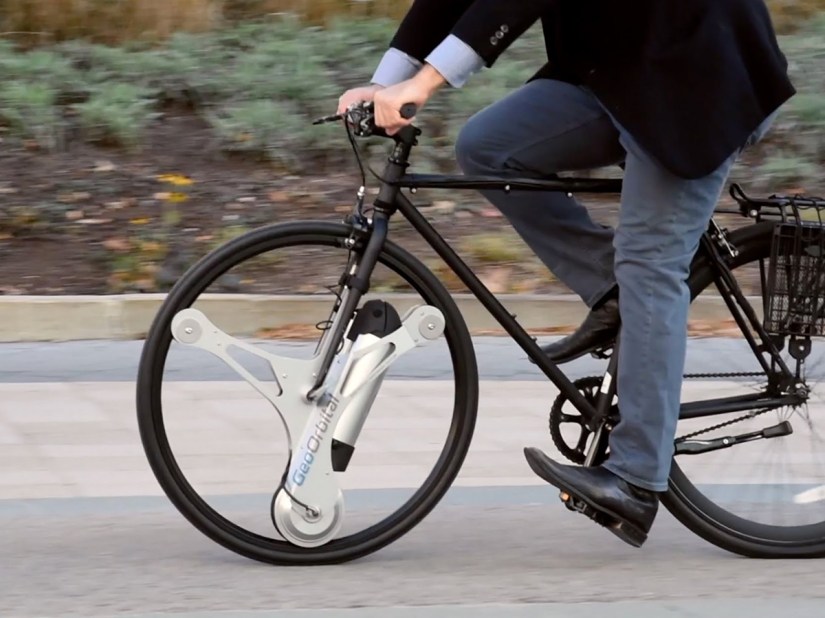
[{"xmin": 313, "ymin": 124, "xmax": 805, "ymax": 435}]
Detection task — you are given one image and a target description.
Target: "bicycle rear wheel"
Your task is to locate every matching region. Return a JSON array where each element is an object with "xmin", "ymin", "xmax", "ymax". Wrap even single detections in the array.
[
  {"xmin": 665, "ymin": 221, "xmax": 825, "ymax": 557},
  {"xmin": 136, "ymin": 220, "xmax": 479, "ymax": 565}
]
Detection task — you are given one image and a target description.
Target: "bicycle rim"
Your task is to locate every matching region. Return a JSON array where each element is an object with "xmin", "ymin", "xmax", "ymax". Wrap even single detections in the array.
[
  {"xmin": 666, "ymin": 221, "xmax": 825, "ymax": 557},
  {"xmin": 136, "ymin": 220, "xmax": 479, "ymax": 565}
]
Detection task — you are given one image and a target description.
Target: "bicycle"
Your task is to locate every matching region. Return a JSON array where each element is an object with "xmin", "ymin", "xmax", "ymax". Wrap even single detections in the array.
[{"xmin": 137, "ymin": 101, "xmax": 825, "ymax": 565}]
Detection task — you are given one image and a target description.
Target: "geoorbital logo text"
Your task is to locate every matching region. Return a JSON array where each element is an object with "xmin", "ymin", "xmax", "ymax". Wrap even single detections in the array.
[{"xmin": 291, "ymin": 397, "xmax": 338, "ymax": 486}]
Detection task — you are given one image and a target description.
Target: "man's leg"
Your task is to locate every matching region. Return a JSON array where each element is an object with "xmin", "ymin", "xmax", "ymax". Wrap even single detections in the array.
[
  {"xmin": 602, "ymin": 128, "xmax": 738, "ymax": 491},
  {"xmin": 524, "ymin": 112, "xmax": 775, "ymax": 546},
  {"xmin": 603, "ymin": 110, "xmax": 776, "ymax": 489},
  {"xmin": 455, "ymin": 79, "xmax": 624, "ymax": 308}
]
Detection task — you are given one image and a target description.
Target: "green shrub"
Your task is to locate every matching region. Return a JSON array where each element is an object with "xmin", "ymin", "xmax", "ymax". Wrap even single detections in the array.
[
  {"xmin": 208, "ymin": 99, "xmax": 311, "ymax": 167},
  {"xmin": 0, "ymin": 10, "xmax": 822, "ymax": 185},
  {"xmin": 757, "ymin": 154, "xmax": 820, "ymax": 184},
  {"xmin": 0, "ymin": 81, "xmax": 60, "ymax": 148},
  {"xmin": 74, "ymin": 83, "xmax": 158, "ymax": 148}
]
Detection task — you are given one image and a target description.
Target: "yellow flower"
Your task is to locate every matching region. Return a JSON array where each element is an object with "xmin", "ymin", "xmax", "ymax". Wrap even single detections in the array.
[
  {"xmin": 157, "ymin": 173, "xmax": 194, "ymax": 187},
  {"xmin": 167, "ymin": 192, "xmax": 189, "ymax": 203},
  {"xmin": 130, "ymin": 217, "xmax": 151, "ymax": 225}
]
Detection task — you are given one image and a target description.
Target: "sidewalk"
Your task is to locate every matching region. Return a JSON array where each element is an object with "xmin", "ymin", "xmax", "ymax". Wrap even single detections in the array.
[{"xmin": 0, "ymin": 379, "xmax": 801, "ymax": 503}]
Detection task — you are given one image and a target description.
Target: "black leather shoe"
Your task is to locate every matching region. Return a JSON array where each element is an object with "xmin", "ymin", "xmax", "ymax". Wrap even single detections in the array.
[
  {"xmin": 541, "ymin": 296, "xmax": 620, "ymax": 364},
  {"xmin": 523, "ymin": 447, "xmax": 659, "ymax": 547}
]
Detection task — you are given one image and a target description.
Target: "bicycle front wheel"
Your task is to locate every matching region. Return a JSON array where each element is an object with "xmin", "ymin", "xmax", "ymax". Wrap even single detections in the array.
[
  {"xmin": 136, "ymin": 220, "xmax": 479, "ymax": 565},
  {"xmin": 666, "ymin": 221, "xmax": 825, "ymax": 557}
]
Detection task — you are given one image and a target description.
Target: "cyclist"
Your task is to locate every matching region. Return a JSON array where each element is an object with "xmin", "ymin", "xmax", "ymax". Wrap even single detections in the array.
[{"xmin": 337, "ymin": 1, "xmax": 795, "ymax": 547}]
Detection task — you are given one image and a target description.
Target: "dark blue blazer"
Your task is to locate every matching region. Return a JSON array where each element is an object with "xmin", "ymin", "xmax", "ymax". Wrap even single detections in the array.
[{"xmin": 389, "ymin": 0, "xmax": 796, "ymax": 179}]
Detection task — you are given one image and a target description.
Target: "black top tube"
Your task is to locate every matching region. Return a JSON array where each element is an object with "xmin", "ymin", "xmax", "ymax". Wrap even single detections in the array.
[{"xmin": 395, "ymin": 173, "xmax": 623, "ymax": 195}]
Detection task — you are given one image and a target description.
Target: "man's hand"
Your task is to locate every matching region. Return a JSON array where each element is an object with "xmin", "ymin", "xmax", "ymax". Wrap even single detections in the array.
[
  {"xmin": 337, "ymin": 85, "xmax": 384, "ymax": 115},
  {"xmin": 373, "ymin": 65, "xmax": 447, "ymax": 135}
]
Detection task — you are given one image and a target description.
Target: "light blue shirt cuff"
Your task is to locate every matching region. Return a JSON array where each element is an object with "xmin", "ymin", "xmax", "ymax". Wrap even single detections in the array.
[
  {"xmin": 371, "ymin": 48, "xmax": 423, "ymax": 87},
  {"xmin": 425, "ymin": 35, "xmax": 485, "ymax": 88}
]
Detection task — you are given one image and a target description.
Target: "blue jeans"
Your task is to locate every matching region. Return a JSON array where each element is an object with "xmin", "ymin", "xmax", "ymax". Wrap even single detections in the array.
[{"xmin": 456, "ymin": 79, "xmax": 775, "ymax": 492}]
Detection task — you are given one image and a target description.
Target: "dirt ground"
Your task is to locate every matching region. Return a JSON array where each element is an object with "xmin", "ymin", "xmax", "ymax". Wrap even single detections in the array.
[{"xmin": 0, "ymin": 109, "xmax": 804, "ymax": 297}]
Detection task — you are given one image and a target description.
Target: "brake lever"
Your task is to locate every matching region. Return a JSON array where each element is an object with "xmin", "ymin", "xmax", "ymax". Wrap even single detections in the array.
[
  {"xmin": 311, "ymin": 103, "xmax": 418, "ymax": 128},
  {"xmin": 312, "ymin": 112, "xmax": 344, "ymax": 126}
]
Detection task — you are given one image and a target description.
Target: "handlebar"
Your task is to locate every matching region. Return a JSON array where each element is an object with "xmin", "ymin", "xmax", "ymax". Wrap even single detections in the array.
[{"xmin": 312, "ymin": 101, "xmax": 418, "ymax": 138}]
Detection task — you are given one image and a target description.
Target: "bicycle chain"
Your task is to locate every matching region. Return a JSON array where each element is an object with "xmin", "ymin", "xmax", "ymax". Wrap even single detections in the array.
[
  {"xmin": 684, "ymin": 371, "xmax": 764, "ymax": 379},
  {"xmin": 679, "ymin": 369, "xmax": 775, "ymax": 439},
  {"xmin": 675, "ymin": 407, "xmax": 772, "ymax": 441}
]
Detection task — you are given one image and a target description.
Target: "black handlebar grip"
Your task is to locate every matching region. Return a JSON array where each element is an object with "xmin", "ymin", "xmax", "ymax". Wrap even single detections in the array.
[{"xmin": 400, "ymin": 103, "xmax": 418, "ymax": 119}]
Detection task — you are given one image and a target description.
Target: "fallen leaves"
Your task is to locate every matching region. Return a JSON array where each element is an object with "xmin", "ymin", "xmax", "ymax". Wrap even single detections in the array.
[
  {"xmin": 254, "ymin": 320, "xmax": 749, "ymax": 341},
  {"xmin": 153, "ymin": 191, "xmax": 189, "ymax": 203},
  {"xmin": 102, "ymin": 237, "xmax": 131, "ymax": 252},
  {"xmin": 93, "ymin": 160, "xmax": 116, "ymax": 172},
  {"xmin": 156, "ymin": 173, "xmax": 194, "ymax": 186},
  {"xmin": 257, "ymin": 324, "xmax": 324, "ymax": 340},
  {"xmin": 471, "ymin": 320, "xmax": 746, "ymax": 338}
]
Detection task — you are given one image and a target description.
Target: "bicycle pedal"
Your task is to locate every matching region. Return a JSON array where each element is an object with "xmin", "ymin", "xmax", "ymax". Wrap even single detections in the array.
[
  {"xmin": 559, "ymin": 491, "xmax": 646, "ymax": 547},
  {"xmin": 559, "ymin": 492, "xmax": 596, "ymax": 518},
  {"xmin": 590, "ymin": 345, "xmax": 614, "ymax": 360}
]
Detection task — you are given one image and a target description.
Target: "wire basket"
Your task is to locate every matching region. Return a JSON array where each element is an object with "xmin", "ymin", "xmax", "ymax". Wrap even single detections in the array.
[{"xmin": 761, "ymin": 193, "xmax": 825, "ymax": 337}]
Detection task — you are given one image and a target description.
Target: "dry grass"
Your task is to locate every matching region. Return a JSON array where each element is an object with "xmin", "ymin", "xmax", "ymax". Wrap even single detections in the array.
[
  {"xmin": 0, "ymin": 0, "xmax": 820, "ymax": 45},
  {"xmin": 223, "ymin": 0, "xmax": 410, "ymax": 23},
  {"xmin": 0, "ymin": 0, "xmax": 410, "ymax": 45},
  {"xmin": 0, "ymin": 0, "xmax": 224, "ymax": 45},
  {"xmin": 768, "ymin": 0, "xmax": 825, "ymax": 31}
]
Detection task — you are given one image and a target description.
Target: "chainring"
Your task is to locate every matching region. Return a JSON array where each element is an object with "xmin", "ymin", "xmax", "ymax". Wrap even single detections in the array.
[{"xmin": 549, "ymin": 375, "xmax": 618, "ymax": 465}]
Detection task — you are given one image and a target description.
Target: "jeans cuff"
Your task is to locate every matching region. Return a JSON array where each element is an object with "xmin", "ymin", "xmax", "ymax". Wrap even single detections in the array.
[{"xmin": 602, "ymin": 461, "xmax": 667, "ymax": 493}]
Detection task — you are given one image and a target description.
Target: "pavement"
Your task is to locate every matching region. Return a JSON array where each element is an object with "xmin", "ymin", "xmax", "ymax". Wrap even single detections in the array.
[{"xmin": 3, "ymin": 336, "xmax": 825, "ymax": 617}]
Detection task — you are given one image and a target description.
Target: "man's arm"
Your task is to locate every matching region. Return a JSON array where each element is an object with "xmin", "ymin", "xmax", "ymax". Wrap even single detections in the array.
[
  {"xmin": 371, "ymin": 0, "xmax": 478, "ymax": 88},
  {"xmin": 368, "ymin": 0, "xmax": 558, "ymax": 133},
  {"xmin": 448, "ymin": 0, "xmax": 556, "ymax": 69},
  {"xmin": 372, "ymin": 36, "xmax": 485, "ymax": 89},
  {"xmin": 373, "ymin": 0, "xmax": 556, "ymax": 89},
  {"xmin": 388, "ymin": 0, "xmax": 477, "ymax": 64}
]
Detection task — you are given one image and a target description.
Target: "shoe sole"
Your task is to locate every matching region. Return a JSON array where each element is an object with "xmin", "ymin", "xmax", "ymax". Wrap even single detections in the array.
[
  {"xmin": 524, "ymin": 451, "xmax": 648, "ymax": 548},
  {"xmin": 530, "ymin": 348, "xmax": 590, "ymax": 366},
  {"xmin": 531, "ymin": 343, "xmax": 614, "ymax": 366}
]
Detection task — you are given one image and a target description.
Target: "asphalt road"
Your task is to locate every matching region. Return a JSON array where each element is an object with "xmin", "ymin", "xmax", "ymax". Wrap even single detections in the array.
[
  {"xmin": 4, "ymin": 489, "xmax": 825, "ymax": 618},
  {"xmin": 4, "ymin": 337, "xmax": 825, "ymax": 617}
]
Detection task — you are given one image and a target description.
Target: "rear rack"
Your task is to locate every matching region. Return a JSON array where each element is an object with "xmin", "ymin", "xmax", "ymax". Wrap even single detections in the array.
[
  {"xmin": 730, "ymin": 183, "xmax": 825, "ymax": 225},
  {"xmin": 732, "ymin": 184, "xmax": 825, "ymax": 338}
]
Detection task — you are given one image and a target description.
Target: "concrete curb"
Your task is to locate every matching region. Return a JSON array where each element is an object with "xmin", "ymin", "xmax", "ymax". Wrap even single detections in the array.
[{"xmin": 0, "ymin": 293, "xmax": 744, "ymax": 342}]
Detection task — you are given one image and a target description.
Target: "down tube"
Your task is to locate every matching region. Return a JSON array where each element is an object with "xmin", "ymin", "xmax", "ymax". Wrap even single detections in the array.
[{"xmin": 395, "ymin": 193, "xmax": 595, "ymax": 415}]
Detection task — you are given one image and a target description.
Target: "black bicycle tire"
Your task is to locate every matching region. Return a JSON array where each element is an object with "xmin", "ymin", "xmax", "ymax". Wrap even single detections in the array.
[
  {"xmin": 136, "ymin": 220, "xmax": 479, "ymax": 565},
  {"xmin": 665, "ymin": 220, "xmax": 825, "ymax": 557}
]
